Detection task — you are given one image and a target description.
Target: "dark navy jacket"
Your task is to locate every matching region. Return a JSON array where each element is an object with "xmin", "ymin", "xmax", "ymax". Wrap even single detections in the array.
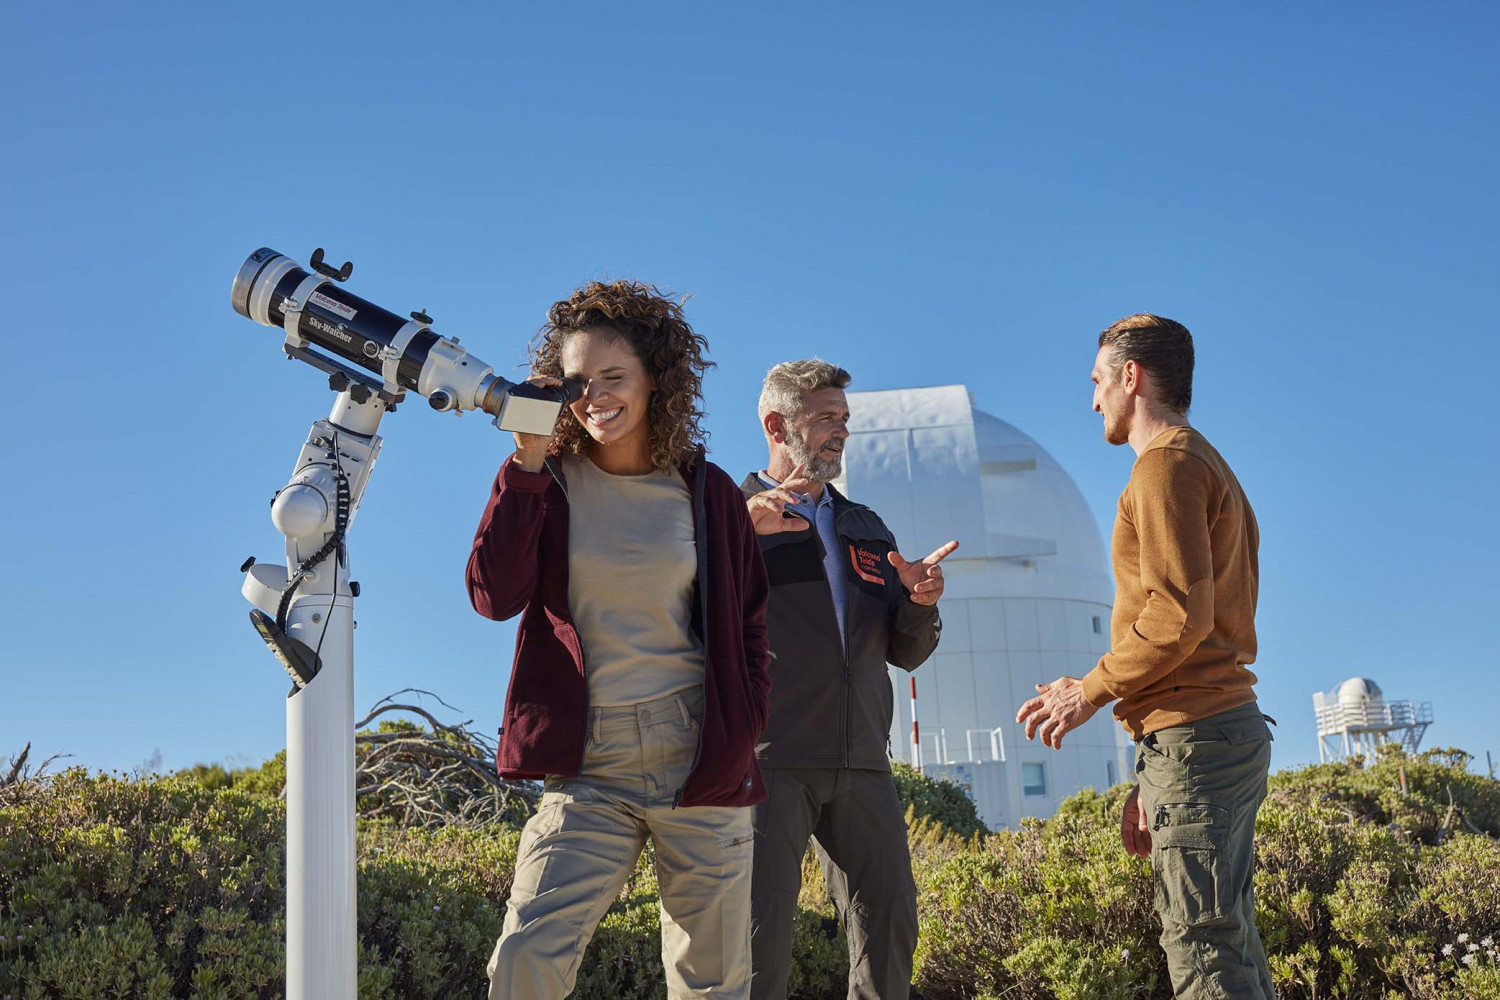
[{"xmin": 739, "ymin": 475, "xmax": 941, "ymax": 771}]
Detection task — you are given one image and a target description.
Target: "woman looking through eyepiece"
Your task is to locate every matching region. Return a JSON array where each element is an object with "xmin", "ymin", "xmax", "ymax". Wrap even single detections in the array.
[{"xmin": 466, "ymin": 280, "xmax": 771, "ymax": 1000}]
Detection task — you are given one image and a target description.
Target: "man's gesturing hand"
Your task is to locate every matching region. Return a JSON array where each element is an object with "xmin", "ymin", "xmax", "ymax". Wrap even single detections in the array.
[
  {"xmin": 747, "ymin": 464, "xmax": 815, "ymax": 536},
  {"xmin": 888, "ymin": 541, "xmax": 958, "ymax": 606},
  {"xmin": 1121, "ymin": 785, "xmax": 1152, "ymax": 858},
  {"xmin": 1015, "ymin": 675, "xmax": 1099, "ymax": 749}
]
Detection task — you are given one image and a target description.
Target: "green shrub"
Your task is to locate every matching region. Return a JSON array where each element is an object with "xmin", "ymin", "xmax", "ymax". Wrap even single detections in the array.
[
  {"xmin": 892, "ymin": 761, "xmax": 988, "ymax": 839},
  {"xmin": 223, "ymin": 751, "xmax": 287, "ymax": 803},
  {"xmin": 0, "ymin": 770, "xmax": 285, "ymax": 998},
  {"xmin": 2, "ymin": 747, "xmax": 1496, "ymax": 999},
  {"xmin": 911, "ymin": 788, "xmax": 1165, "ymax": 1000},
  {"xmin": 910, "ymin": 749, "xmax": 1500, "ymax": 1000},
  {"xmin": 355, "ymin": 824, "xmax": 519, "ymax": 998},
  {"xmin": 0, "ymin": 771, "xmax": 521, "ymax": 999}
]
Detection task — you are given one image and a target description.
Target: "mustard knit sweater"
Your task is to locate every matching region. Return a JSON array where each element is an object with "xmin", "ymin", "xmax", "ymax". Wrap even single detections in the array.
[{"xmin": 1081, "ymin": 426, "xmax": 1260, "ymax": 739}]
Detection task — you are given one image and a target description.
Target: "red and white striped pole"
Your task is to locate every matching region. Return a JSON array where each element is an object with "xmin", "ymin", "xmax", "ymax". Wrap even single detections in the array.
[{"xmin": 910, "ymin": 676, "xmax": 922, "ymax": 773}]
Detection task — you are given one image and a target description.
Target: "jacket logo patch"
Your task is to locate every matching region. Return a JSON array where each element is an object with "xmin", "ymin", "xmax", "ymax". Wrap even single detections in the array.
[{"xmin": 849, "ymin": 544, "xmax": 884, "ymax": 584}]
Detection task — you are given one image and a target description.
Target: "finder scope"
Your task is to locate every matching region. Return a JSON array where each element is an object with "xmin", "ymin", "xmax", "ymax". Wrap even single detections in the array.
[{"xmin": 231, "ymin": 247, "xmax": 579, "ymax": 435}]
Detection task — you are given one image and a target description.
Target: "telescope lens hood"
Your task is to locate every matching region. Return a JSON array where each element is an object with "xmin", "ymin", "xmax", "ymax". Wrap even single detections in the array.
[{"xmin": 232, "ymin": 248, "xmax": 289, "ymax": 321}]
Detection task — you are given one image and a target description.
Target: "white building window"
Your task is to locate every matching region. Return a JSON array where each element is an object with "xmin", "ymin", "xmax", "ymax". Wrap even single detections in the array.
[
  {"xmin": 1022, "ymin": 762, "xmax": 1047, "ymax": 796},
  {"xmin": 1092, "ymin": 615, "xmax": 1102, "ymax": 634},
  {"xmin": 1106, "ymin": 759, "xmax": 1118, "ymax": 786}
]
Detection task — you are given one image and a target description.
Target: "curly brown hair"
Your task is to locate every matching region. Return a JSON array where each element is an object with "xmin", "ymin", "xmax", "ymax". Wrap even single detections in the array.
[{"xmin": 529, "ymin": 280, "xmax": 714, "ymax": 473}]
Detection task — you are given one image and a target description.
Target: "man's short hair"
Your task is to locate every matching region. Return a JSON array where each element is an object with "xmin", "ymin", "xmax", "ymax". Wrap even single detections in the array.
[
  {"xmin": 1098, "ymin": 314, "xmax": 1195, "ymax": 414},
  {"xmin": 757, "ymin": 359, "xmax": 852, "ymax": 423}
]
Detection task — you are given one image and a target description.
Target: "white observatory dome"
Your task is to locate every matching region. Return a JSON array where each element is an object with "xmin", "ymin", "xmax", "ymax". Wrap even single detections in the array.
[
  {"xmin": 832, "ymin": 385, "xmax": 1111, "ymax": 605},
  {"xmin": 1338, "ymin": 677, "xmax": 1384, "ymax": 707},
  {"xmin": 971, "ymin": 410, "xmax": 1110, "ymax": 602}
]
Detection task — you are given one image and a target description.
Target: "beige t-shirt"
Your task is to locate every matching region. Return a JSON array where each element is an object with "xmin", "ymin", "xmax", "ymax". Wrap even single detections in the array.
[{"xmin": 562, "ymin": 456, "xmax": 705, "ymax": 706}]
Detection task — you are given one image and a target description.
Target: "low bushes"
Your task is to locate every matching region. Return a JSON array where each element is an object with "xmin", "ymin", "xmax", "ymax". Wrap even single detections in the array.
[
  {"xmin": 2, "ymin": 747, "xmax": 1497, "ymax": 998},
  {"xmin": 909, "ymin": 747, "xmax": 1500, "ymax": 1000},
  {"xmin": 890, "ymin": 762, "xmax": 987, "ymax": 840}
]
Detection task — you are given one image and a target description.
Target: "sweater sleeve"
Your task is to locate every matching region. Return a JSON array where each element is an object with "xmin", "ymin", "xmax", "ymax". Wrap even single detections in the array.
[
  {"xmin": 465, "ymin": 455, "xmax": 553, "ymax": 622},
  {"xmin": 1082, "ymin": 449, "xmax": 1218, "ymax": 707}
]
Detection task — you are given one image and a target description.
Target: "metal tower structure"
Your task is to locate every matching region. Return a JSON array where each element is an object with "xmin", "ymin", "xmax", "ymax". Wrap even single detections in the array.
[{"xmin": 1314, "ymin": 677, "xmax": 1433, "ymax": 763}]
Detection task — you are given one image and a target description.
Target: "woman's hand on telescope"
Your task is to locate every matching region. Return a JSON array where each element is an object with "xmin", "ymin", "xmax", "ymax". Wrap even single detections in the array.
[{"xmin": 511, "ymin": 376, "xmax": 566, "ymax": 473}]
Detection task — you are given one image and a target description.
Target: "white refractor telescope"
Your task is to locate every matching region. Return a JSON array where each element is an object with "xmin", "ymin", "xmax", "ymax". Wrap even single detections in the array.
[{"xmin": 231, "ymin": 248, "xmax": 574, "ymax": 1000}]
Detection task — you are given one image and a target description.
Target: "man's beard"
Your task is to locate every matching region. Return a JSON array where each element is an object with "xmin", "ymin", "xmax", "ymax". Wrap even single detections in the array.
[
  {"xmin": 1102, "ymin": 409, "xmax": 1130, "ymax": 446},
  {"xmin": 786, "ymin": 426, "xmax": 843, "ymax": 483}
]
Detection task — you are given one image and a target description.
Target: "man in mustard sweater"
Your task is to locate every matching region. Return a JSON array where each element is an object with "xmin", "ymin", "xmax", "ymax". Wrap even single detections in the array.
[{"xmin": 1017, "ymin": 314, "xmax": 1275, "ymax": 999}]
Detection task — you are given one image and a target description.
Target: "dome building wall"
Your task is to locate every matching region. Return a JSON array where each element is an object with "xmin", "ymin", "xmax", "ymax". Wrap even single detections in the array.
[{"xmin": 832, "ymin": 385, "xmax": 1131, "ymax": 828}]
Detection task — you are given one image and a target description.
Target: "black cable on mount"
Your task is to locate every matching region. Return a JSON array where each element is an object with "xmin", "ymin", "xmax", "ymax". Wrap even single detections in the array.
[
  {"xmin": 275, "ymin": 444, "xmax": 352, "ymax": 633},
  {"xmin": 308, "ymin": 432, "xmax": 349, "ymax": 668}
]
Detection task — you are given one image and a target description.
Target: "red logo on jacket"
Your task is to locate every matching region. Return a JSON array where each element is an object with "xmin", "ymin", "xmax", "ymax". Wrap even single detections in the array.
[{"xmin": 849, "ymin": 544, "xmax": 884, "ymax": 584}]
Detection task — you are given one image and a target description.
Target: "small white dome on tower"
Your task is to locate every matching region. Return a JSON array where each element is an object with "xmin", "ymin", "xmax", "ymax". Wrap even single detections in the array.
[
  {"xmin": 1315, "ymin": 676, "xmax": 1431, "ymax": 765},
  {"xmin": 1338, "ymin": 677, "xmax": 1384, "ymax": 706}
]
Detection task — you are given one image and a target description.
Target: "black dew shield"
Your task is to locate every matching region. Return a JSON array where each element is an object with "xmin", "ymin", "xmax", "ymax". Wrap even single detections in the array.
[{"xmin": 232, "ymin": 249, "xmax": 440, "ymax": 390}]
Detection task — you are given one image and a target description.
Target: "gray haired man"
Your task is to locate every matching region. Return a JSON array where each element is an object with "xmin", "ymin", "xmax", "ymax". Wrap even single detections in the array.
[{"xmin": 743, "ymin": 359, "xmax": 958, "ymax": 1000}]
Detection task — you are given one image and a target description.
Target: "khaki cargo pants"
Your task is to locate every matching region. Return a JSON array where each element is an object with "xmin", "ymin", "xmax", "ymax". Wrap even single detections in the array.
[
  {"xmin": 1135, "ymin": 701, "xmax": 1276, "ymax": 1000},
  {"xmin": 487, "ymin": 688, "xmax": 755, "ymax": 999}
]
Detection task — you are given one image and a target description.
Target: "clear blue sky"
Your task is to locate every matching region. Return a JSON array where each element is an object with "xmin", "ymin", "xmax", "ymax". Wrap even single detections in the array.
[{"xmin": 2, "ymin": 3, "xmax": 1495, "ymax": 779}]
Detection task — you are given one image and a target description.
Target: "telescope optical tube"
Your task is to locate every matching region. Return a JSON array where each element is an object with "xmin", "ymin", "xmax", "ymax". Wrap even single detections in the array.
[
  {"xmin": 232, "ymin": 248, "xmax": 583, "ymax": 436},
  {"xmin": 232, "ymin": 248, "xmax": 441, "ymax": 394}
]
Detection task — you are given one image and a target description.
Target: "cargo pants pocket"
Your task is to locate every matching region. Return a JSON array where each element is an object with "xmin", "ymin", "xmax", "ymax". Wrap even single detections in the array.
[{"xmin": 1151, "ymin": 801, "xmax": 1231, "ymax": 927}]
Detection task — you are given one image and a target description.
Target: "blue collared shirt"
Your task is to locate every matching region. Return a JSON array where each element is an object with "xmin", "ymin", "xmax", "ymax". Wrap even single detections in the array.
[{"xmin": 757, "ymin": 472, "xmax": 846, "ymax": 651}]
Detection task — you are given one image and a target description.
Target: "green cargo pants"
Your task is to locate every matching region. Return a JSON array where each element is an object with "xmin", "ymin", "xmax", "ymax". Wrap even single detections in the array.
[{"xmin": 1135, "ymin": 701, "xmax": 1275, "ymax": 1000}]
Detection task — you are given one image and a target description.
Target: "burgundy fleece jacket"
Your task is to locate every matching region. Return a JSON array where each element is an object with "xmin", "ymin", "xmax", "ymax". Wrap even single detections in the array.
[{"xmin": 466, "ymin": 452, "xmax": 773, "ymax": 808}]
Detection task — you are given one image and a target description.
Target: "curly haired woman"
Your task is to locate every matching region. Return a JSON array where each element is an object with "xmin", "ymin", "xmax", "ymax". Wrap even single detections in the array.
[{"xmin": 466, "ymin": 280, "xmax": 771, "ymax": 1000}]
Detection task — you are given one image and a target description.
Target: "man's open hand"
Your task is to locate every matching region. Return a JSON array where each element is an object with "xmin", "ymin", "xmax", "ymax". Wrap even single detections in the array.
[
  {"xmin": 747, "ymin": 464, "xmax": 815, "ymax": 536},
  {"xmin": 889, "ymin": 541, "xmax": 958, "ymax": 606},
  {"xmin": 1015, "ymin": 675, "xmax": 1099, "ymax": 749}
]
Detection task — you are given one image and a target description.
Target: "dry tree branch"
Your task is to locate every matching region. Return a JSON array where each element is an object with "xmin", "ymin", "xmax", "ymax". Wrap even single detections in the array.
[
  {"xmin": 352, "ymin": 689, "xmax": 539, "ymax": 830},
  {"xmin": 0, "ymin": 743, "xmax": 72, "ymax": 807},
  {"xmin": 1434, "ymin": 781, "xmax": 1499, "ymax": 842},
  {"xmin": 1436, "ymin": 785, "xmax": 1458, "ymax": 845},
  {"xmin": 359, "ymin": 688, "xmax": 466, "ymax": 725},
  {"xmin": 3, "ymin": 742, "xmax": 29, "ymax": 786}
]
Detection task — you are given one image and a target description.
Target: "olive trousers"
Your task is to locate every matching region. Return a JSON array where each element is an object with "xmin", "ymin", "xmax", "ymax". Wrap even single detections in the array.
[
  {"xmin": 1135, "ymin": 701, "xmax": 1276, "ymax": 1000},
  {"xmin": 749, "ymin": 767, "xmax": 918, "ymax": 1000}
]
